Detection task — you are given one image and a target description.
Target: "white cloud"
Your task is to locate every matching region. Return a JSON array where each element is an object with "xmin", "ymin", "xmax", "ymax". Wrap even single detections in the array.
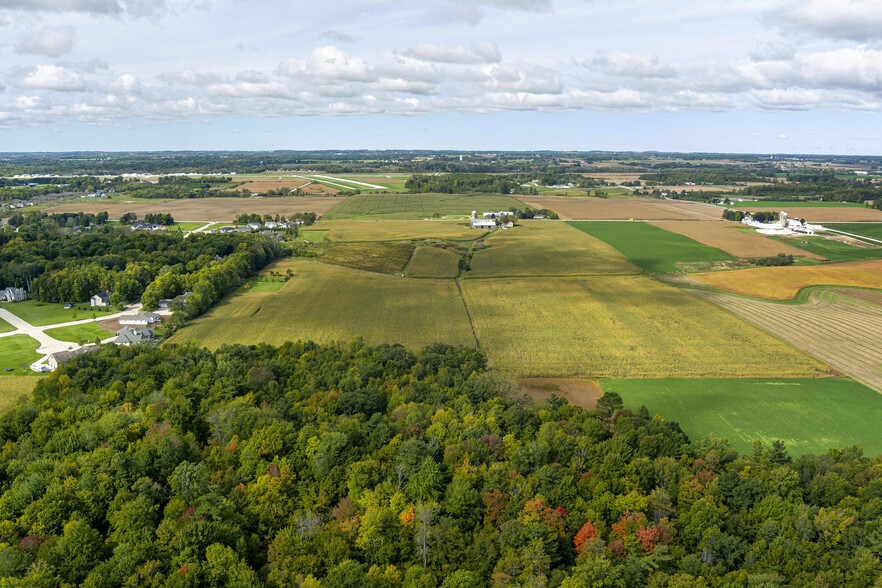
[
  {"xmin": 404, "ymin": 42, "xmax": 501, "ymax": 64},
  {"xmin": 306, "ymin": 46, "xmax": 371, "ymax": 83},
  {"xmin": 14, "ymin": 26, "xmax": 75, "ymax": 57},
  {"xmin": 772, "ymin": 0, "xmax": 882, "ymax": 41},
  {"xmin": 20, "ymin": 64, "xmax": 85, "ymax": 91},
  {"xmin": 0, "ymin": 0, "xmax": 120, "ymax": 13},
  {"xmin": 591, "ymin": 51, "xmax": 677, "ymax": 79},
  {"xmin": 449, "ymin": 0, "xmax": 551, "ymax": 23},
  {"xmin": 320, "ymin": 30, "xmax": 358, "ymax": 43}
]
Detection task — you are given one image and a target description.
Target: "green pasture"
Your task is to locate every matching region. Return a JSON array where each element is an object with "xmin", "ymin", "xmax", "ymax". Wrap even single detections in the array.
[
  {"xmin": 172, "ymin": 260, "xmax": 475, "ymax": 351},
  {"xmin": 322, "ymin": 193, "xmax": 525, "ymax": 220},
  {"xmin": 603, "ymin": 377, "xmax": 882, "ymax": 457},
  {"xmin": 299, "ymin": 230, "xmax": 328, "ymax": 242},
  {"xmin": 743, "ymin": 201, "xmax": 866, "ymax": 208},
  {"xmin": 468, "ymin": 221, "xmax": 640, "ymax": 278},
  {"xmin": 0, "ymin": 335, "xmax": 41, "ymax": 375},
  {"xmin": 775, "ymin": 235, "xmax": 882, "ymax": 262},
  {"xmin": 0, "ymin": 317, "xmax": 13, "ymax": 333},
  {"xmin": 171, "ymin": 222, "xmax": 209, "ymax": 231},
  {"xmin": 567, "ymin": 221, "xmax": 734, "ymax": 273},
  {"xmin": 0, "ymin": 300, "xmax": 111, "ymax": 326},
  {"xmin": 319, "ymin": 241, "xmax": 415, "ymax": 274},
  {"xmin": 44, "ymin": 323, "xmax": 113, "ymax": 343},
  {"xmin": 406, "ymin": 247, "xmax": 462, "ymax": 278},
  {"xmin": 242, "ymin": 277, "xmax": 288, "ymax": 293},
  {"xmin": 824, "ymin": 223, "xmax": 882, "ymax": 241}
]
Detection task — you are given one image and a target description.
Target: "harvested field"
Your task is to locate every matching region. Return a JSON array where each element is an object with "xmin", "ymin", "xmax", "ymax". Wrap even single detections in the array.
[
  {"xmin": 604, "ymin": 377, "xmax": 882, "ymax": 456},
  {"xmin": 316, "ymin": 220, "xmax": 480, "ymax": 242},
  {"xmin": 693, "ymin": 288, "xmax": 882, "ymax": 392},
  {"xmin": 519, "ymin": 378, "xmax": 603, "ymax": 409},
  {"xmin": 468, "ymin": 222, "xmax": 640, "ymax": 277},
  {"xmin": 649, "ymin": 221, "xmax": 826, "ymax": 260},
  {"xmin": 319, "ymin": 241, "xmax": 415, "ymax": 274},
  {"xmin": 172, "ymin": 260, "xmax": 475, "ymax": 350},
  {"xmin": 406, "ymin": 247, "xmax": 461, "ymax": 278},
  {"xmin": 225, "ymin": 178, "xmax": 310, "ymax": 193},
  {"xmin": 323, "ymin": 193, "xmax": 523, "ymax": 220},
  {"xmin": 692, "ymin": 260, "xmax": 882, "ymax": 299},
  {"xmin": 461, "ymin": 275, "xmax": 828, "ymax": 378},
  {"xmin": 516, "ymin": 197, "xmax": 723, "ymax": 220},
  {"xmin": 300, "ymin": 184, "xmax": 340, "ymax": 195},
  {"xmin": 739, "ymin": 205, "xmax": 882, "ymax": 222},
  {"xmin": 43, "ymin": 197, "xmax": 344, "ymax": 222}
]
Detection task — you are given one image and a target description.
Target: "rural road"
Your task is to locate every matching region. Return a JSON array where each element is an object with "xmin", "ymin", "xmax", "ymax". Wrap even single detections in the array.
[{"xmin": 0, "ymin": 304, "xmax": 142, "ymax": 367}]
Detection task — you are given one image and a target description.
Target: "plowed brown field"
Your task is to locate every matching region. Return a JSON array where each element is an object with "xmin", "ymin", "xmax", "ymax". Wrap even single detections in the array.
[
  {"xmin": 694, "ymin": 288, "xmax": 882, "ymax": 392},
  {"xmin": 649, "ymin": 221, "xmax": 826, "ymax": 260},
  {"xmin": 225, "ymin": 178, "xmax": 310, "ymax": 193},
  {"xmin": 516, "ymin": 197, "xmax": 722, "ymax": 220},
  {"xmin": 43, "ymin": 196, "xmax": 345, "ymax": 221},
  {"xmin": 693, "ymin": 260, "xmax": 882, "ymax": 300}
]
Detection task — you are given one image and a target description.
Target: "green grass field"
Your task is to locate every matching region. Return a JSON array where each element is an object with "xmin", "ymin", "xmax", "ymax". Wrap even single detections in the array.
[
  {"xmin": 315, "ymin": 220, "xmax": 482, "ymax": 242},
  {"xmin": 743, "ymin": 201, "xmax": 866, "ymax": 208},
  {"xmin": 775, "ymin": 235, "xmax": 882, "ymax": 262},
  {"xmin": 0, "ymin": 300, "xmax": 111, "ymax": 326},
  {"xmin": 461, "ymin": 276, "xmax": 828, "ymax": 378},
  {"xmin": 567, "ymin": 221, "xmax": 735, "ymax": 273},
  {"xmin": 603, "ymin": 377, "xmax": 882, "ymax": 457},
  {"xmin": 172, "ymin": 259, "xmax": 476, "ymax": 350},
  {"xmin": 299, "ymin": 230, "xmax": 328, "ymax": 242},
  {"xmin": 468, "ymin": 222, "xmax": 640, "ymax": 278},
  {"xmin": 44, "ymin": 323, "xmax": 113, "ymax": 343},
  {"xmin": 171, "ymin": 222, "xmax": 209, "ymax": 231},
  {"xmin": 0, "ymin": 376, "xmax": 43, "ymax": 412},
  {"xmin": 0, "ymin": 317, "xmax": 13, "ymax": 333},
  {"xmin": 319, "ymin": 242, "xmax": 415, "ymax": 274},
  {"xmin": 825, "ymin": 223, "xmax": 882, "ymax": 241},
  {"xmin": 406, "ymin": 247, "xmax": 462, "ymax": 278},
  {"xmin": 322, "ymin": 193, "xmax": 526, "ymax": 220},
  {"xmin": 0, "ymin": 335, "xmax": 41, "ymax": 375}
]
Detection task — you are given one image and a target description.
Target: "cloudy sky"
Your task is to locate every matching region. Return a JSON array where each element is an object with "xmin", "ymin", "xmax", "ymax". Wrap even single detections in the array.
[{"xmin": 1, "ymin": 0, "xmax": 881, "ymax": 153}]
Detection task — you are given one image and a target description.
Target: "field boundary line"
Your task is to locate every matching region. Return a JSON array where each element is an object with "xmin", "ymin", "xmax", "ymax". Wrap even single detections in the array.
[{"xmin": 455, "ymin": 281, "xmax": 483, "ymax": 352}]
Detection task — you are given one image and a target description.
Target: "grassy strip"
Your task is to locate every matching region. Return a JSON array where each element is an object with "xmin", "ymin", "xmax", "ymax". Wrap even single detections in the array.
[
  {"xmin": 44, "ymin": 323, "xmax": 113, "ymax": 343},
  {"xmin": 603, "ymin": 377, "xmax": 882, "ymax": 457},
  {"xmin": 0, "ymin": 335, "xmax": 42, "ymax": 375}
]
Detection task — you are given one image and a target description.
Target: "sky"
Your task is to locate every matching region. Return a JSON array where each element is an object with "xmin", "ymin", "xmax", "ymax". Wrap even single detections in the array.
[{"xmin": 0, "ymin": 0, "xmax": 881, "ymax": 153}]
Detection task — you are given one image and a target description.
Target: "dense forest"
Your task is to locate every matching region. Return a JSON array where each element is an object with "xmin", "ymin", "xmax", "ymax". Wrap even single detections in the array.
[
  {"xmin": 0, "ymin": 213, "xmax": 285, "ymax": 315},
  {"xmin": 0, "ymin": 341, "xmax": 878, "ymax": 587}
]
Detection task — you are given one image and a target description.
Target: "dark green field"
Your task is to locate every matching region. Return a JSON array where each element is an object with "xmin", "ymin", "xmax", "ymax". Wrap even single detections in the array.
[
  {"xmin": 567, "ymin": 221, "xmax": 734, "ymax": 272},
  {"xmin": 825, "ymin": 223, "xmax": 882, "ymax": 241},
  {"xmin": 322, "ymin": 193, "xmax": 525, "ymax": 220},
  {"xmin": 776, "ymin": 235, "xmax": 882, "ymax": 262},
  {"xmin": 602, "ymin": 377, "xmax": 882, "ymax": 456}
]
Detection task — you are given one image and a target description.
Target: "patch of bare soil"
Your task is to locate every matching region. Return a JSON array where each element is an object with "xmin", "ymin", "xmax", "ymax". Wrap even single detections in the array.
[{"xmin": 518, "ymin": 378, "xmax": 604, "ymax": 409}]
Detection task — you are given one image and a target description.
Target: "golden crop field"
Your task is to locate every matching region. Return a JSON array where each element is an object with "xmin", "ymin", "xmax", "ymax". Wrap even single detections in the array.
[
  {"xmin": 316, "ymin": 220, "xmax": 481, "ymax": 242},
  {"xmin": 693, "ymin": 259, "xmax": 882, "ymax": 299},
  {"xmin": 462, "ymin": 275, "xmax": 829, "ymax": 378},
  {"xmin": 694, "ymin": 288, "xmax": 882, "ymax": 391},
  {"xmin": 0, "ymin": 377, "xmax": 42, "ymax": 412},
  {"xmin": 172, "ymin": 259, "xmax": 476, "ymax": 350},
  {"xmin": 406, "ymin": 247, "xmax": 461, "ymax": 278},
  {"xmin": 467, "ymin": 221, "xmax": 640, "ymax": 277},
  {"xmin": 515, "ymin": 196, "xmax": 723, "ymax": 220},
  {"xmin": 739, "ymin": 206, "xmax": 882, "ymax": 222},
  {"xmin": 649, "ymin": 221, "xmax": 826, "ymax": 260}
]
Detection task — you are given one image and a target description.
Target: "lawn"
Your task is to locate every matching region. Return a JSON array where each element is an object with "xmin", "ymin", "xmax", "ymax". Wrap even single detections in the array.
[
  {"xmin": 0, "ymin": 335, "xmax": 42, "ymax": 375},
  {"xmin": 461, "ymin": 275, "xmax": 828, "ymax": 378},
  {"xmin": 0, "ymin": 377, "xmax": 44, "ymax": 412},
  {"xmin": 0, "ymin": 317, "xmax": 13, "ymax": 334},
  {"xmin": 603, "ymin": 377, "xmax": 882, "ymax": 457},
  {"xmin": 44, "ymin": 323, "xmax": 114, "ymax": 343},
  {"xmin": 322, "ymin": 193, "xmax": 526, "ymax": 220},
  {"xmin": 171, "ymin": 222, "xmax": 210, "ymax": 231},
  {"xmin": 567, "ymin": 221, "xmax": 734, "ymax": 273},
  {"xmin": 824, "ymin": 223, "xmax": 882, "ymax": 241},
  {"xmin": 315, "ymin": 220, "xmax": 481, "ymax": 242},
  {"xmin": 773, "ymin": 235, "xmax": 882, "ymax": 262},
  {"xmin": 299, "ymin": 230, "xmax": 328, "ymax": 242},
  {"xmin": 242, "ymin": 276, "xmax": 288, "ymax": 293},
  {"xmin": 406, "ymin": 247, "xmax": 462, "ymax": 278},
  {"xmin": 1, "ymin": 300, "xmax": 112, "ymax": 326},
  {"xmin": 172, "ymin": 259, "xmax": 476, "ymax": 351},
  {"xmin": 468, "ymin": 221, "xmax": 640, "ymax": 278}
]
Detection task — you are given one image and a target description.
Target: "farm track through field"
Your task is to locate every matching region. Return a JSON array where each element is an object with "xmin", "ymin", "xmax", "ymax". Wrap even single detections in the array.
[{"xmin": 692, "ymin": 287, "xmax": 882, "ymax": 392}]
